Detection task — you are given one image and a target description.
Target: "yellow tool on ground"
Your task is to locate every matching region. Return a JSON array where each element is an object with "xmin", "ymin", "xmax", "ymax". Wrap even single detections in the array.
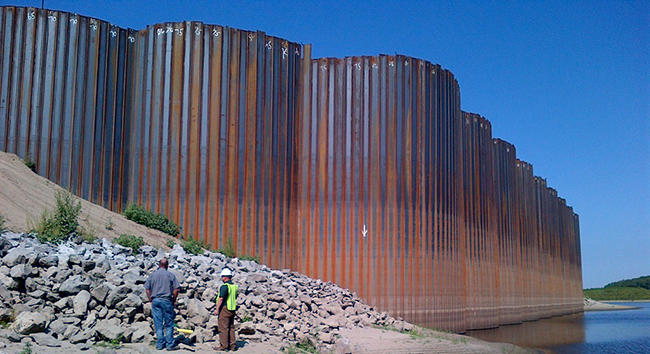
[{"xmin": 175, "ymin": 327, "xmax": 194, "ymax": 335}]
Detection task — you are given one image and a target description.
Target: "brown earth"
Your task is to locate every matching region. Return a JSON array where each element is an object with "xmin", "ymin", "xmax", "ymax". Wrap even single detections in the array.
[{"xmin": 0, "ymin": 151, "xmax": 175, "ymax": 248}]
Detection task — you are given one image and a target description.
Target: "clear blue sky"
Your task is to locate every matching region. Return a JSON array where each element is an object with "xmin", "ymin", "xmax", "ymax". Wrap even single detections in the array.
[{"xmin": 8, "ymin": 0, "xmax": 649, "ymax": 288}]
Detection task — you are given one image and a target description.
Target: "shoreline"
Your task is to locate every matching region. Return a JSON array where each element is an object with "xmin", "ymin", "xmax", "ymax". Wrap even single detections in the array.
[{"xmin": 584, "ymin": 298, "xmax": 640, "ymax": 311}]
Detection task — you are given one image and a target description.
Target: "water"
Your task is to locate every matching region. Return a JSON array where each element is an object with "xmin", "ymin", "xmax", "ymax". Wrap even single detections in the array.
[{"xmin": 466, "ymin": 302, "xmax": 650, "ymax": 354}]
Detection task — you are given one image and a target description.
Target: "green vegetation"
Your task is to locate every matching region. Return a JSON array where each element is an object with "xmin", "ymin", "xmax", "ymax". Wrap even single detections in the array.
[
  {"xmin": 181, "ymin": 235, "xmax": 207, "ymax": 255},
  {"xmin": 78, "ymin": 223, "xmax": 98, "ymax": 243},
  {"xmin": 122, "ymin": 203, "xmax": 181, "ymax": 236},
  {"xmin": 30, "ymin": 190, "xmax": 82, "ymax": 243},
  {"xmin": 584, "ymin": 275, "xmax": 650, "ymax": 300},
  {"xmin": 115, "ymin": 234, "xmax": 145, "ymax": 253},
  {"xmin": 217, "ymin": 236, "xmax": 259, "ymax": 261},
  {"xmin": 0, "ymin": 214, "xmax": 6, "ymax": 232},
  {"xmin": 584, "ymin": 287, "xmax": 650, "ymax": 300},
  {"xmin": 240, "ymin": 310, "xmax": 253, "ymax": 323},
  {"xmin": 239, "ymin": 254, "xmax": 260, "ymax": 263},
  {"xmin": 166, "ymin": 239, "xmax": 176, "ymax": 248},
  {"xmin": 218, "ymin": 237, "xmax": 236, "ymax": 258},
  {"xmin": 285, "ymin": 338, "xmax": 319, "ymax": 354},
  {"xmin": 104, "ymin": 216, "xmax": 114, "ymax": 230},
  {"xmin": 23, "ymin": 155, "xmax": 36, "ymax": 173},
  {"xmin": 95, "ymin": 335, "xmax": 124, "ymax": 349},
  {"xmin": 20, "ymin": 342, "xmax": 32, "ymax": 354},
  {"xmin": 604, "ymin": 275, "xmax": 650, "ymax": 290}
]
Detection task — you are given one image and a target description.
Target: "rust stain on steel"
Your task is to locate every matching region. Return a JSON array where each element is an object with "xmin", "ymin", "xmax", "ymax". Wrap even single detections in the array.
[{"xmin": 0, "ymin": 6, "xmax": 583, "ymax": 332}]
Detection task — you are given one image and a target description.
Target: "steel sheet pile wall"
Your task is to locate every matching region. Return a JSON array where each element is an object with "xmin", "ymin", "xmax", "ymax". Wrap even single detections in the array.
[
  {"xmin": 0, "ymin": 7, "xmax": 133, "ymax": 209},
  {"xmin": 462, "ymin": 112, "xmax": 582, "ymax": 330},
  {"xmin": 125, "ymin": 21, "xmax": 304, "ymax": 269},
  {"xmin": 0, "ymin": 6, "xmax": 582, "ymax": 332},
  {"xmin": 295, "ymin": 56, "xmax": 465, "ymax": 331},
  {"xmin": 461, "ymin": 113, "xmax": 498, "ymax": 329}
]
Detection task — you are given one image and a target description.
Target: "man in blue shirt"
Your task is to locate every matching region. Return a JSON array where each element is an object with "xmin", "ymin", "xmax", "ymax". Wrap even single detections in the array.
[{"xmin": 145, "ymin": 258, "xmax": 180, "ymax": 351}]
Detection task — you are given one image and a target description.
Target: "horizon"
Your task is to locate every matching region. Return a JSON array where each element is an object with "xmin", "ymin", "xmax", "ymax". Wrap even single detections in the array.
[{"xmin": 4, "ymin": 0, "xmax": 649, "ymax": 288}]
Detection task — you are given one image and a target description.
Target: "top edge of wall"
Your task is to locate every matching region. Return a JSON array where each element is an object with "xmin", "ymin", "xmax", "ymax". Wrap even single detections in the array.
[{"xmin": 0, "ymin": 5, "xmax": 305, "ymax": 46}]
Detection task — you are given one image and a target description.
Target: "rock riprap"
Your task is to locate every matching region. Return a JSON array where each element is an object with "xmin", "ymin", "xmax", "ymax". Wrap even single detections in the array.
[{"xmin": 0, "ymin": 232, "xmax": 407, "ymax": 350}]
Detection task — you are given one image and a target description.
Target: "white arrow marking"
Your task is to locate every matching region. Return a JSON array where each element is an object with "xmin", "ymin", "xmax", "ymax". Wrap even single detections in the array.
[{"xmin": 362, "ymin": 224, "xmax": 368, "ymax": 238}]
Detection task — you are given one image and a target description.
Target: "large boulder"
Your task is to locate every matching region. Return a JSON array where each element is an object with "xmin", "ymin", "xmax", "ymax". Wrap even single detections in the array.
[
  {"xmin": 30, "ymin": 332, "xmax": 62, "ymax": 347},
  {"xmin": 73, "ymin": 290, "xmax": 92, "ymax": 316},
  {"xmin": 186, "ymin": 298, "xmax": 210, "ymax": 323},
  {"xmin": 106, "ymin": 285, "xmax": 131, "ymax": 308},
  {"xmin": 9, "ymin": 264, "xmax": 33, "ymax": 279},
  {"xmin": 59, "ymin": 275, "xmax": 91, "ymax": 295},
  {"xmin": 2, "ymin": 247, "xmax": 32, "ymax": 267},
  {"xmin": 94, "ymin": 320, "xmax": 126, "ymax": 341},
  {"xmin": 11, "ymin": 311, "xmax": 47, "ymax": 334}
]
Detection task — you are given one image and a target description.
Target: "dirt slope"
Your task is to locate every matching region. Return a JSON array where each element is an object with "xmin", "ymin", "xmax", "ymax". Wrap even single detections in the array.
[{"xmin": 0, "ymin": 151, "xmax": 174, "ymax": 247}]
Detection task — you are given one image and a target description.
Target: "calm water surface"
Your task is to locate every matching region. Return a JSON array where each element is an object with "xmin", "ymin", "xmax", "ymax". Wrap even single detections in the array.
[{"xmin": 466, "ymin": 302, "xmax": 650, "ymax": 354}]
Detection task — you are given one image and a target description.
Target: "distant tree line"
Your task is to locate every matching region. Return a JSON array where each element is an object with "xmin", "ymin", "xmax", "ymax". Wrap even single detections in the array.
[{"xmin": 584, "ymin": 275, "xmax": 650, "ymax": 300}]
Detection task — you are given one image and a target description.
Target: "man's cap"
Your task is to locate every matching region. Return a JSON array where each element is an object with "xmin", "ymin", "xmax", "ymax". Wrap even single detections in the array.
[{"xmin": 220, "ymin": 268, "xmax": 233, "ymax": 277}]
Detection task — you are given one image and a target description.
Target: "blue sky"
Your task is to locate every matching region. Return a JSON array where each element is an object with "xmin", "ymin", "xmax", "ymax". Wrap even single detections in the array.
[{"xmin": 8, "ymin": 0, "xmax": 649, "ymax": 288}]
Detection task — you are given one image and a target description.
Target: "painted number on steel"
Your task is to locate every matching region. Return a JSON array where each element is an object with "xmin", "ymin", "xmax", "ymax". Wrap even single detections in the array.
[{"xmin": 27, "ymin": 11, "xmax": 35, "ymax": 20}]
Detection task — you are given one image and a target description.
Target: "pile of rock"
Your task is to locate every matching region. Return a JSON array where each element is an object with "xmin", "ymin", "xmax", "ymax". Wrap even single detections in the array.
[{"xmin": 0, "ymin": 232, "xmax": 408, "ymax": 351}]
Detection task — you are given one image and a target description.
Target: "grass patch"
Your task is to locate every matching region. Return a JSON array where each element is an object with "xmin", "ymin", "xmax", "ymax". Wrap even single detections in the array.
[
  {"xmin": 29, "ymin": 190, "xmax": 82, "ymax": 244},
  {"xmin": 122, "ymin": 203, "xmax": 181, "ymax": 236},
  {"xmin": 408, "ymin": 327, "xmax": 426, "ymax": 340},
  {"xmin": 20, "ymin": 342, "xmax": 32, "ymax": 354},
  {"xmin": 78, "ymin": 224, "xmax": 98, "ymax": 243},
  {"xmin": 104, "ymin": 216, "xmax": 114, "ymax": 230},
  {"xmin": 182, "ymin": 235, "xmax": 207, "ymax": 255},
  {"xmin": 23, "ymin": 155, "xmax": 36, "ymax": 173},
  {"xmin": 95, "ymin": 335, "xmax": 124, "ymax": 349},
  {"xmin": 218, "ymin": 237, "xmax": 236, "ymax": 258},
  {"xmin": 0, "ymin": 214, "xmax": 5, "ymax": 232},
  {"xmin": 241, "ymin": 311, "xmax": 253, "ymax": 323},
  {"xmin": 115, "ymin": 234, "xmax": 145, "ymax": 254},
  {"xmin": 285, "ymin": 338, "xmax": 319, "ymax": 354},
  {"xmin": 240, "ymin": 254, "xmax": 260, "ymax": 263},
  {"xmin": 166, "ymin": 239, "xmax": 176, "ymax": 248}
]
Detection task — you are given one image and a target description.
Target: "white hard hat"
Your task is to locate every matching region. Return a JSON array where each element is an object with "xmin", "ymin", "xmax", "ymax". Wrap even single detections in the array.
[{"xmin": 220, "ymin": 268, "xmax": 233, "ymax": 277}]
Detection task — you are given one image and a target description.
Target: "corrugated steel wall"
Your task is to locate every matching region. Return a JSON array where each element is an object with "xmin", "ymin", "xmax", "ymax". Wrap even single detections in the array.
[
  {"xmin": 125, "ymin": 20, "xmax": 304, "ymax": 269},
  {"xmin": 294, "ymin": 56, "xmax": 466, "ymax": 331},
  {"xmin": 0, "ymin": 6, "xmax": 582, "ymax": 332},
  {"xmin": 0, "ymin": 7, "xmax": 133, "ymax": 209}
]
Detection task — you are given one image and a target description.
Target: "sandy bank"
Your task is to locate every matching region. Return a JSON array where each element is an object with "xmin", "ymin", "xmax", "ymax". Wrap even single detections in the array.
[
  {"xmin": 0, "ymin": 151, "xmax": 175, "ymax": 248},
  {"xmin": 584, "ymin": 298, "xmax": 640, "ymax": 311}
]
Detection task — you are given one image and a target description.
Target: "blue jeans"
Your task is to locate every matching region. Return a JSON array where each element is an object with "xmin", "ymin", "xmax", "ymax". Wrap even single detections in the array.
[{"xmin": 152, "ymin": 298, "xmax": 175, "ymax": 349}]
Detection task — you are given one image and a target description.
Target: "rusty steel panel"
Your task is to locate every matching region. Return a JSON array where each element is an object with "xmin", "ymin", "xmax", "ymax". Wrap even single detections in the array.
[
  {"xmin": 125, "ymin": 22, "xmax": 305, "ymax": 269},
  {"xmin": 0, "ymin": 5, "xmax": 583, "ymax": 332},
  {"xmin": 0, "ymin": 7, "xmax": 132, "ymax": 208},
  {"xmin": 294, "ymin": 56, "xmax": 467, "ymax": 331}
]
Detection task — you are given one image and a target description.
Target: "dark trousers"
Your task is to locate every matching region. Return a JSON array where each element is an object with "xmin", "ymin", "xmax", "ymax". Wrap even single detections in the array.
[{"xmin": 218, "ymin": 307, "xmax": 236, "ymax": 350}]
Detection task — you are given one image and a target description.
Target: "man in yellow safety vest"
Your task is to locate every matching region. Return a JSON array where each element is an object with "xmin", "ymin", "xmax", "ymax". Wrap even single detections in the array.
[{"xmin": 215, "ymin": 267, "xmax": 238, "ymax": 351}]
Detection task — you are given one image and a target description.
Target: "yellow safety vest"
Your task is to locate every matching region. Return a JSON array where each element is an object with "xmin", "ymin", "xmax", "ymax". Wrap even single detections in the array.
[{"xmin": 225, "ymin": 283, "xmax": 238, "ymax": 311}]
